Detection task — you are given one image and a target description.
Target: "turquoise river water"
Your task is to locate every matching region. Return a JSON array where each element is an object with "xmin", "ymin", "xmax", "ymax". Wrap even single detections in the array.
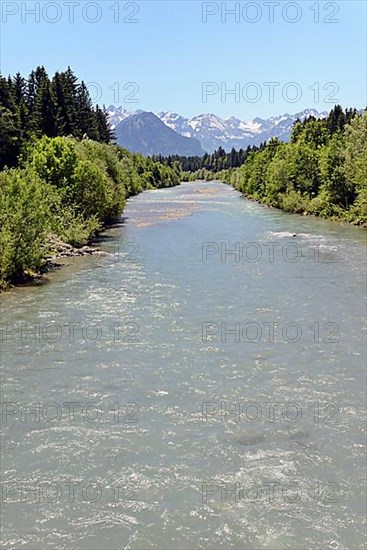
[{"xmin": 0, "ymin": 181, "xmax": 366, "ymax": 549}]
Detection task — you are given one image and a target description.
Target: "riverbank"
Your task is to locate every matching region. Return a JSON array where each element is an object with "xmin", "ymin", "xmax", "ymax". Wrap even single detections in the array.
[
  {"xmin": 2, "ymin": 233, "xmax": 107, "ymax": 291},
  {"xmin": 184, "ymin": 174, "xmax": 367, "ymax": 228},
  {"xmin": 230, "ymin": 185, "xmax": 367, "ymax": 228},
  {"xmin": 184, "ymin": 176, "xmax": 367, "ymax": 229},
  {"xmin": 182, "ymin": 109, "xmax": 367, "ymax": 227},
  {"xmin": 0, "ymin": 136, "xmax": 181, "ymax": 291}
]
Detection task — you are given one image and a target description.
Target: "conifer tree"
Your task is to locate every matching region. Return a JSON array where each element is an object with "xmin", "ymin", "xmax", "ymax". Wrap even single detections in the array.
[
  {"xmin": 13, "ymin": 73, "xmax": 26, "ymax": 104},
  {"xmin": 0, "ymin": 106, "xmax": 21, "ymax": 168},
  {"xmin": 32, "ymin": 79, "xmax": 59, "ymax": 137},
  {"xmin": 327, "ymin": 105, "xmax": 346, "ymax": 135},
  {"xmin": 76, "ymin": 81, "xmax": 99, "ymax": 140},
  {"xmin": 0, "ymin": 75, "xmax": 21, "ymax": 167},
  {"xmin": 95, "ymin": 105, "xmax": 114, "ymax": 143},
  {"xmin": 52, "ymin": 68, "xmax": 79, "ymax": 136},
  {"xmin": 26, "ymin": 70, "xmax": 37, "ymax": 113},
  {"xmin": 0, "ymin": 74, "xmax": 16, "ymax": 112}
]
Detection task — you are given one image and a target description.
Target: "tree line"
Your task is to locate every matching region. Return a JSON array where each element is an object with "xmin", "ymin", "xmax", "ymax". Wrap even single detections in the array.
[
  {"xmin": 153, "ymin": 144, "xmax": 263, "ymax": 175},
  {"xmin": 0, "ymin": 66, "xmax": 113, "ymax": 169},
  {"xmin": 180, "ymin": 106, "xmax": 367, "ymax": 225},
  {"xmin": 0, "ymin": 67, "xmax": 181, "ymax": 289}
]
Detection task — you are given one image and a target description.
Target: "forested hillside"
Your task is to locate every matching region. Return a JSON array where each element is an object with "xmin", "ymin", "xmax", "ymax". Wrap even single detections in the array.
[{"xmin": 0, "ymin": 67, "xmax": 181, "ymax": 289}]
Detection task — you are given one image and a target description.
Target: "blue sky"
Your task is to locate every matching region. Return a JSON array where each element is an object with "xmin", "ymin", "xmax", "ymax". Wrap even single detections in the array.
[{"xmin": 1, "ymin": 0, "xmax": 366, "ymax": 119}]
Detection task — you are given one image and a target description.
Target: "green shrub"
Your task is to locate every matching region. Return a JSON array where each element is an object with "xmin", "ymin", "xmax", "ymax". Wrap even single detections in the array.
[
  {"xmin": 0, "ymin": 169, "xmax": 55, "ymax": 286},
  {"xmin": 57, "ymin": 210, "xmax": 101, "ymax": 247},
  {"xmin": 279, "ymin": 189, "xmax": 310, "ymax": 213},
  {"xmin": 25, "ymin": 136, "xmax": 77, "ymax": 191}
]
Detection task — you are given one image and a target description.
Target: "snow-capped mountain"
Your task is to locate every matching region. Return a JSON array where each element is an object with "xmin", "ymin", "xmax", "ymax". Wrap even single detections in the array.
[
  {"xmin": 107, "ymin": 106, "xmax": 139, "ymax": 129},
  {"xmin": 107, "ymin": 106, "xmax": 328, "ymax": 153},
  {"xmin": 156, "ymin": 108, "xmax": 328, "ymax": 152}
]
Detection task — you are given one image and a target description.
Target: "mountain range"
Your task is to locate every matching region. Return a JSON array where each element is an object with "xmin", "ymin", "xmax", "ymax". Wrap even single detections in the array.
[{"xmin": 108, "ymin": 106, "xmax": 329, "ymax": 155}]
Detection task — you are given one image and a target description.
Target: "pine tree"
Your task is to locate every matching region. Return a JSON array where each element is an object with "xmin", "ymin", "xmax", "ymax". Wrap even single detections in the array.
[
  {"xmin": 52, "ymin": 68, "xmax": 79, "ymax": 136},
  {"xmin": 26, "ymin": 70, "xmax": 37, "ymax": 114},
  {"xmin": 11, "ymin": 73, "xmax": 29, "ymax": 142},
  {"xmin": 0, "ymin": 75, "xmax": 21, "ymax": 167},
  {"xmin": 13, "ymin": 73, "xmax": 26, "ymax": 104},
  {"xmin": 95, "ymin": 105, "xmax": 114, "ymax": 143},
  {"xmin": 34, "ymin": 66, "xmax": 48, "ymax": 88},
  {"xmin": 32, "ymin": 79, "xmax": 58, "ymax": 137},
  {"xmin": 76, "ymin": 81, "xmax": 99, "ymax": 140},
  {"xmin": 0, "ymin": 106, "xmax": 21, "ymax": 168},
  {"xmin": 0, "ymin": 74, "xmax": 17, "ymax": 112},
  {"xmin": 327, "ymin": 105, "xmax": 346, "ymax": 135},
  {"xmin": 26, "ymin": 66, "xmax": 48, "ymax": 117}
]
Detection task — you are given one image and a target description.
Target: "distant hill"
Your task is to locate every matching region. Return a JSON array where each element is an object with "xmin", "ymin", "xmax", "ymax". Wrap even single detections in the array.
[{"xmin": 114, "ymin": 112, "xmax": 205, "ymax": 156}]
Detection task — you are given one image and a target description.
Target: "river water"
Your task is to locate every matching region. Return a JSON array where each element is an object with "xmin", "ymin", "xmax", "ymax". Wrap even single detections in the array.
[{"xmin": 1, "ymin": 181, "xmax": 366, "ymax": 549}]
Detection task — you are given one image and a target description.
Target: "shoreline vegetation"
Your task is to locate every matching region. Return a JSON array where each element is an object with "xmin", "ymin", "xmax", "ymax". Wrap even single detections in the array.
[
  {"xmin": 1, "ymin": 67, "xmax": 366, "ymax": 290},
  {"xmin": 0, "ymin": 67, "xmax": 181, "ymax": 291},
  {"xmin": 176, "ymin": 106, "xmax": 367, "ymax": 227},
  {"xmin": 0, "ymin": 136, "xmax": 181, "ymax": 291}
]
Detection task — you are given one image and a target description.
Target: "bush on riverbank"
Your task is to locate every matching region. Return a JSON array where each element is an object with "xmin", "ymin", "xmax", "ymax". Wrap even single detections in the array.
[
  {"xmin": 0, "ymin": 136, "xmax": 181, "ymax": 289},
  {"xmin": 0, "ymin": 169, "xmax": 55, "ymax": 285}
]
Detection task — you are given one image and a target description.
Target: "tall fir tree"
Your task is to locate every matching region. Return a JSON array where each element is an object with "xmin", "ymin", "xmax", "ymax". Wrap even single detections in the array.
[
  {"xmin": 76, "ymin": 81, "xmax": 99, "ymax": 140},
  {"xmin": 52, "ymin": 68, "xmax": 79, "ymax": 136},
  {"xmin": 13, "ymin": 73, "xmax": 26, "ymax": 104},
  {"xmin": 95, "ymin": 105, "xmax": 114, "ymax": 143},
  {"xmin": 0, "ymin": 74, "xmax": 17, "ymax": 112},
  {"xmin": 0, "ymin": 75, "xmax": 21, "ymax": 167},
  {"xmin": 0, "ymin": 106, "xmax": 21, "ymax": 168},
  {"xmin": 32, "ymin": 78, "xmax": 59, "ymax": 137}
]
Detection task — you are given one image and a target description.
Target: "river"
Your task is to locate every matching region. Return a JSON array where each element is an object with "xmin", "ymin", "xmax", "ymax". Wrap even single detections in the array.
[{"xmin": 1, "ymin": 181, "xmax": 366, "ymax": 549}]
